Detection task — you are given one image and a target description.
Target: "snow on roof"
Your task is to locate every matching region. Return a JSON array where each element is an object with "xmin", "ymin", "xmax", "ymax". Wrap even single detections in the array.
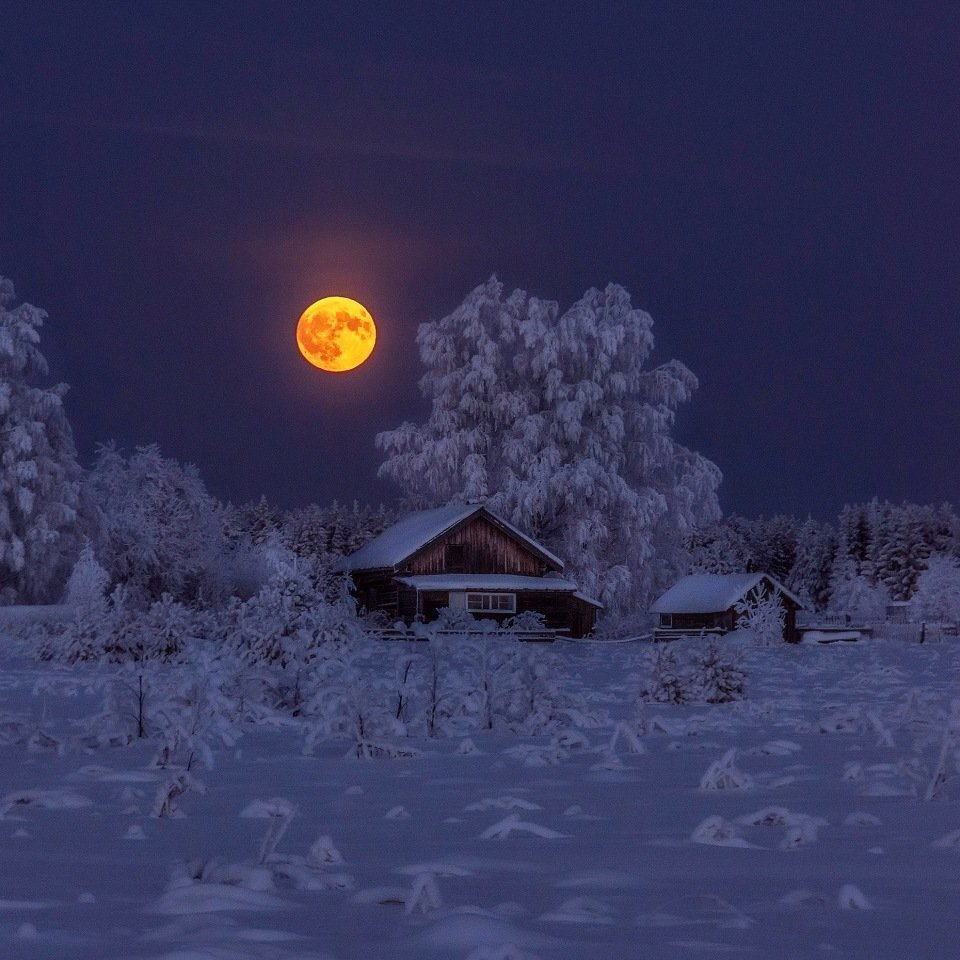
[
  {"xmin": 649, "ymin": 573, "xmax": 803, "ymax": 614},
  {"xmin": 397, "ymin": 574, "xmax": 579, "ymax": 592},
  {"xmin": 335, "ymin": 503, "xmax": 564, "ymax": 572},
  {"xmin": 573, "ymin": 590, "xmax": 604, "ymax": 609},
  {"xmin": 335, "ymin": 504, "xmax": 480, "ymax": 572}
]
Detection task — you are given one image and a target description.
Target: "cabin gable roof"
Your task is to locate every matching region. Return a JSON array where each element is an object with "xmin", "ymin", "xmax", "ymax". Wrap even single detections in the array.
[{"xmin": 335, "ymin": 503, "xmax": 564, "ymax": 573}]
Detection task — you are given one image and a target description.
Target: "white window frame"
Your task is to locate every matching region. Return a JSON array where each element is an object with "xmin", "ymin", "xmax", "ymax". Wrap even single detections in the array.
[{"xmin": 466, "ymin": 592, "xmax": 516, "ymax": 614}]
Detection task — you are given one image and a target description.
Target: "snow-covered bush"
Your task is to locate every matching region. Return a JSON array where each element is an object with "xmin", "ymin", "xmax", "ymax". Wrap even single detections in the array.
[
  {"xmin": 735, "ymin": 588, "xmax": 786, "ymax": 644},
  {"xmin": 85, "ymin": 443, "xmax": 231, "ymax": 606},
  {"xmin": 828, "ymin": 572, "xmax": 890, "ymax": 622},
  {"xmin": 912, "ymin": 554, "xmax": 960, "ymax": 624},
  {"xmin": 229, "ymin": 555, "xmax": 367, "ymax": 675},
  {"xmin": 640, "ymin": 644, "xmax": 690, "ymax": 704},
  {"xmin": 63, "ymin": 541, "xmax": 110, "ymax": 609},
  {"xmin": 38, "ymin": 586, "xmax": 204, "ymax": 664},
  {"xmin": 640, "ymin": 639, "xmax": 747, "ymax": 705},
  {"xmin": 690, "ymin": 640, "xmax": 747, "ymax": 703}
]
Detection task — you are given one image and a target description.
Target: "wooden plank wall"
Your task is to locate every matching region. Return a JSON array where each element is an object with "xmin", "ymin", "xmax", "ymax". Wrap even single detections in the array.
[{"xmin": 406, "ymin": 515, "xmax": 550, "ymax": 576}]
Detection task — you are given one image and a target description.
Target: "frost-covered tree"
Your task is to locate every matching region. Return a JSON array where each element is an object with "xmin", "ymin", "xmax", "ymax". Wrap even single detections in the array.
[
  {"xmin": 874, "ymin": 503, "xmax": 933, "ymax": 600},
  {"xmin": 0, "ymin": 276, "xmax": 81, "ymax": 602},
  {"xmin": 63, "ymin": 541, "xmax": 110, "ymax": 609},
  {"xmin": 85, "ymin": 443, "xmax": 229, "ymax": 606},
  {"xmin": 735, "ymin": 588, "xmax": 786, "ymax": 644},
  {"xmin": 912, "ymin": 554, "xmax": 960, "ymax": 624},
  {"xmin": 686, "ymin": 515, "xmax": 756, "ymax": 574},
  {"xmin": 281, "ymin": 500, "xmax": 395, "ymax": 562},
  {"xmin": 377, "ymin": 278, "xmax": 721, "ymax": 613},
  {"xmin": 828, "ymin": 569, "xmax": 889, "ymax": 622},
  {"xmin": 787, "ymin": 518, "xmax": 835, "ymax": 612},
  {"xmin": 748, "ymin": 515, "xmax": 798, "ymax": 584}
]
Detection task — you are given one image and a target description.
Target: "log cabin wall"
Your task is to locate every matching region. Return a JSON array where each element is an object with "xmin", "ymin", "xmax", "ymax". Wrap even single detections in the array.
[
  {"xmin": 405, "ymin": 515, "xmax": 553, "ymax": 576},
  {"xmin": 351, "ymin": 570, "xmax": 400, "ymax": 616}
]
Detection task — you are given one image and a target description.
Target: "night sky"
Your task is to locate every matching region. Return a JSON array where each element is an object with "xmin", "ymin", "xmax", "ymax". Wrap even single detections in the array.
[{"xmin": 2, "ymin": 2, "xmax": 958, "ymax": 520}]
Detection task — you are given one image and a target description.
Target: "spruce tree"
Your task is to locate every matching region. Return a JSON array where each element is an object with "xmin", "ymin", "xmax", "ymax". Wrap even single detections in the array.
[{"xmin": 0, "ymin": 277, "xmax": 81, "ymax": 602}]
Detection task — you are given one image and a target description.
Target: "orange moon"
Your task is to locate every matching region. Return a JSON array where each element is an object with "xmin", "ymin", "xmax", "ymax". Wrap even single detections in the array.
[{"xmin": 296, "ymin": 296, "xmax": 376, "ymax": 372}]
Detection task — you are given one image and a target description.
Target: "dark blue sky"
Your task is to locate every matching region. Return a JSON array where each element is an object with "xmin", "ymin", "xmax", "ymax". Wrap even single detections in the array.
[{"xmin": 1, "ymin": 1, "xmax": 958, "ymax": 519}]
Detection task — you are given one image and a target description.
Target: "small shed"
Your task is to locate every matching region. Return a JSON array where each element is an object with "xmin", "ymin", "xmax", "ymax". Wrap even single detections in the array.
[
  {"xmin": 335, "ymin": 503, "xmax": 601, "ymax": 637},
  {"xmin": 650, "ymin": 572, "xmax": 803, "ymax": 643}
]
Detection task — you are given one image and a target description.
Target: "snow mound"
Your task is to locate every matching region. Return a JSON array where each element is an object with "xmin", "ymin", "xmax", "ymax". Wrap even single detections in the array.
[
  {"xmin": 931, "ymin": 828, "xmax": 960, "ymax": 849},
  {"xmin": 747, "ymin": 740, "xmax": 801, "ymax": 757},
  {"xmin": 417, "ymin": 911, "xmax": 556, "ymax": 951},
  {"xmin": 0, "ymin": 788, "xmax": 91, "ymax": 815},
  {"xmin": 478, "ymin": 814, "xmax": 568, "ymax": 840},
  {"xmin": 395, "ymin": 862, "xmax": 474, "ymax": 877},
  {"xmin": 540, "ymin": 896, "xmax": 615, "ymax": 924},
  {"xmin": 837, "ymin": 884, "xmax": 873, "ymax": 909},
  {"xmin": 690, "ymin": 816, "xmax": 754, "ymax": 848},
  {"xmin": 151, "ymin": 883, "xmax": 290, "ymax": 915},
  {"xmin": 699, "ymin": 749, "xmax": 754, "ymax": 790},
  {"xmin": 555, "ymin": 869, "xmax": 638, "ymax": 889},
  {"xmin": 843, "ymin": 811, "xmax": 882, "ymax": 828},
  {"xmin": 779, "ymin": 888, "xmax": 830, "ymax": 907},
  {"xmin": 465, "ymin": 796, "xmax": 543, "ymax": 813},
  {"xmin": 239, "ymin": 798, "xmax": 298, "ymax": 820},
  {"xmin": 465, "ymin": 944, "xmax": 542, "ymax": 960}
]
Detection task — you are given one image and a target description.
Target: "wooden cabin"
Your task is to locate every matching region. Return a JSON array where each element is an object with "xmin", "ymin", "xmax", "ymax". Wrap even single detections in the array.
[
  {"xmin": 335, "ymin": 503, "xmax": 602, "ymax": 638},
  {"xmin": 650, "ymin": 573, "xmax": 803, "ymax": 643}
]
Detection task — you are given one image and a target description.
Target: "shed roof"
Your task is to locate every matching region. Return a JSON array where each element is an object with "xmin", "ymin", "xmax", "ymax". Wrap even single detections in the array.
[
  {"xmin": 649, "ymin": 573, "xmax": 803, "ymax": 614},
  {"xmin": 334, "ymin": 503, "xmax": 564, "ymax": 572}
]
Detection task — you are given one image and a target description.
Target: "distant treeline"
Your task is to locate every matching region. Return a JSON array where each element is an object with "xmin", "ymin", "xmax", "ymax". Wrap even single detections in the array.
[{"xmin": 686, "ymin": 500, "xmax": 958, "ymax": 612}]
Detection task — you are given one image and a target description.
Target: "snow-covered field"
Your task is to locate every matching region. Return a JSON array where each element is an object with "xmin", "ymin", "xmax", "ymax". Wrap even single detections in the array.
[{"xmin": 2, "ymin": 635, "xmax": 959, "ymax": 960}]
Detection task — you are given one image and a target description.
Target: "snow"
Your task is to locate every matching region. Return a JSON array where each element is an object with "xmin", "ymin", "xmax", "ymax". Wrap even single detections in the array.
[
  {"xmin": 397, "ymin": 574, "xmax": 579, "ymax": 592},
  {"xmin": 3, "ymin": 634, "xmax": 960, "ymax": 957},
  {"xmin": 336, "ymin": 503, "xmax": 564, "ymax": 572},
  {"xmin": 650, "ymin": 572, "xmax": 803, "ymax": 613}
]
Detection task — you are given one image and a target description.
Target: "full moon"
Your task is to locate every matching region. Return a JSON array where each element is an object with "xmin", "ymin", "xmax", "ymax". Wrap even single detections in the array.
[{"xmin": 296, "ymin": 296, "xmax": 377, "ymax": 372}]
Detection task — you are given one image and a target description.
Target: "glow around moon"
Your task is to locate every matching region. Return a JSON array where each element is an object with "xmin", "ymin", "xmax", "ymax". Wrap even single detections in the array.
[{"xmin": 296, "ymin": 296, "xmax": 377, "ymax": 372}]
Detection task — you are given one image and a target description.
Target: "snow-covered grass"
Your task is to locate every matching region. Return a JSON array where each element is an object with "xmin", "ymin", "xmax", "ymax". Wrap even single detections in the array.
[{"xmin": 1, "ymin": 634, "xmax": 959, "ymax": 958}]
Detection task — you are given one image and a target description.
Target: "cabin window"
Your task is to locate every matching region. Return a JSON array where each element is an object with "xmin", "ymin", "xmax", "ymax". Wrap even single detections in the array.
[
  {"xmin": 445, "ymin": 543, "xmax": 466, "ymax": 572},
  {"xmin": 660, "ymin": 613, "xmax": 672, "ymax": 627},
  {"xmin": 466, "ymin": 592, "xmax": 516, "ymax": 613}
]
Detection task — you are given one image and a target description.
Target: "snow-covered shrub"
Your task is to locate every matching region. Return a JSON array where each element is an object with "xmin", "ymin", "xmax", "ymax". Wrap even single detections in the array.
[
  {"xmin": 63, "ymin": 541, "xmax": 109, "ymax": 609},
  {"xmin": 229, "ymin": 556, "xmax": 366, "ymax": 676},
  {"xmin": 923, "ymin": 699, "xmax": 960, "ymax": 801},
  {"xmin": 912, "ymin": 555, "xmax": 960, "ymax": 625},
  {"xmin": 689, "ymin": 640, "xmax": 747, "ymax": 703},
  {"xmin": 300, "ymin": 640, "xmax": 407, "ymax": 753},
  {"xmin": 699, "ymin": 748, "xmax": 755, "ymax": 790},
  {"xmin": 38, "ymin": 586, "xmax": 204, "ymax": 664},
  {"xmin": 828, "ymin": 569, "xmax": 890, "ymax": 623},
  {"xmin": 735, "ymin": 588, "xmax": 786, "ymax": 644},
  {"xmin": 639, "ymin": 645, "xmax": 690, "ymax": 704},
  {"xmin": 84, "ymin": 443, "xmax": 231, "ymax": 606},
  {"xmin": 640, "ymin": 639, "xmax": 747, "ymax": 706},
  {"xmin": 82, "ymin": 643, "xmax": 244, "ymax": 769}
]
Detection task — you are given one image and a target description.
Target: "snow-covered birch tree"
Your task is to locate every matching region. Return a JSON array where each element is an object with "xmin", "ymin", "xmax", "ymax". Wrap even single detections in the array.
[
  {"xmin": 0, "ymin": 276, "xmax": 81, "ymax": 602},
  {"xmin": 377, "ymin": 277, "xmax": 721, "ymax": 613}
]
